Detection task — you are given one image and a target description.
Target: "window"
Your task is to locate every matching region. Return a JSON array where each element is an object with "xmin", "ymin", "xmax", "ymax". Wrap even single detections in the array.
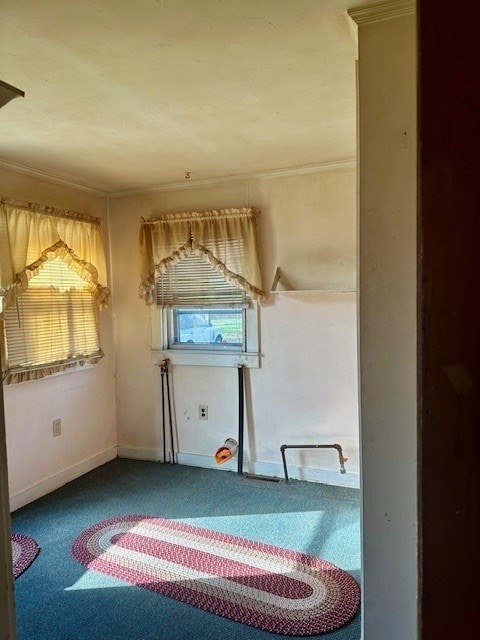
[
  {"xmin": 171, "ymin": 309, "xmax": 245, "ymax": 348},
  {"xmin": 156, "ymin": 251, "xmax": 247, "ymax": 352},
  {"xmin": 1, "ymin": 197, "xmax": 110, "ymax": 384},
  {"xmin": 151, "ymin": 252, "xmax": 260, "ymax": 367},
  {"xmin": 152, "ymin": 305, "xmax": 260, "ymax": 368},
  {"xmin": 141, "ymin": 207, "xmax": 265, "ymax": 367},
  {"xmin": 3, "ymin": 258, "xmax": 102, "ymax": 381}
]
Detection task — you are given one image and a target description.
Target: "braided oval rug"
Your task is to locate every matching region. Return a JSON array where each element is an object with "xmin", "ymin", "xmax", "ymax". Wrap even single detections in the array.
[
  {"xmin": 71, "ymin": 515, "xmax": 360, "ymax": 636},
  {"xmin": 11, "ymin": 533, "xmax": 40, "ymax": 579}
]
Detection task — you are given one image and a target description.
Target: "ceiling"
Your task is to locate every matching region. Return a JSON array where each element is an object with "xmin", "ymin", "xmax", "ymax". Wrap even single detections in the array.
[{"xmin": 0, "ymin": 0, "xmax": 365, "ymax": 194}]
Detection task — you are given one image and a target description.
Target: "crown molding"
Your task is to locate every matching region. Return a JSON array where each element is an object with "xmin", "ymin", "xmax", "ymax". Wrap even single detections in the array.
[
  {"xmin": 0, "ymin": 156, "xmax": 357, "ymax": 200},
  {"xmin": 348, "ymin": 0, "xmax": 415, "ymax": 25},
  {"xmin": 0, "ymin": 157, "xmax": 107, "ymax": 196},
  {"xmin": 107, "ymin": 158, "xmax": 356, "ymax": 199}
]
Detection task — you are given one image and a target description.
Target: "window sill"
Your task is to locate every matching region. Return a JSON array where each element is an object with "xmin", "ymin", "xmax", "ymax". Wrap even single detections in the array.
[
  {"xmin": 150, "ymin": 349, "xmax": 261, "ymax": 368},
  {"xmin": 270, "ymin": 288, "xmax": 356, "ymax": 295}
]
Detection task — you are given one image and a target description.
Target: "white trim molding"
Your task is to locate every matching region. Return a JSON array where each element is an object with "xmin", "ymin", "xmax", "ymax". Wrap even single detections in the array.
[
  {"xmin": 9, "ymin": 446, "xmax": 117, "ymax": 512},
  {"xmin": 117, "ymin": 447, "xmax": 360, "ymax": 489},
  {"xmin": 0, "ymin": 156, "xmax": 357, "ymax": 199},
  {"xmin": 0, "ymin": 157, "xmax": 107, "ymax": 196},
  {"xmin": 151, "ymin": 349, "xmax": 261, "ymax": 368},
  {"xmin": 107, "ymin": 158, "xmax": 357, "ymax": 198},
  {"xmin": 0, "ymin": 376, "xmax": 16, "ymax": 640},
  {"xmin": 348, "ymin": 0, "xmax": 415, "ymax": 25}
]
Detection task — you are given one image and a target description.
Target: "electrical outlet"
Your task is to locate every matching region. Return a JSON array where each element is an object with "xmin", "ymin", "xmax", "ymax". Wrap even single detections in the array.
[
  {"xmin": 199, "ymin": 405, "xmax": 208, "ymax": 420},
  {"xmin": 53, "ymin": 419, "xmax": 62, "ymax": 437}
]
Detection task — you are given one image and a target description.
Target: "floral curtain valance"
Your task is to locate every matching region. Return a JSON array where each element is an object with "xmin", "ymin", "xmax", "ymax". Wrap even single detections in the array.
[
  {"xmin": 139, "ymin": 206, "xmax": 267, "ymax": 304},
  {"xmin": 0, "ymin": 197, "xmax": 110, "ymax": 312}
]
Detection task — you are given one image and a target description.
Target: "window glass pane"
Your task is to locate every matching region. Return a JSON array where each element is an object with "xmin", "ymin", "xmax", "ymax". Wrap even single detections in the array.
[{"xmin": 172, "ymin": 309, "xmax": 244, "ymax": 348}]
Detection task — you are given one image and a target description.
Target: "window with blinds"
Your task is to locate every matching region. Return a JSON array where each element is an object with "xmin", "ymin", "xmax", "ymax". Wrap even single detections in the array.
[
  {"xmin": 3, "ymin": 257, "xmax": 101, "ymax": 375},
  {"xmin": 155, "ymin": 252, "xmax": 249, "ymax": 350},
  {"xmin": 155, "ymin": 252, "xmax": 248, "ymax": 309}
]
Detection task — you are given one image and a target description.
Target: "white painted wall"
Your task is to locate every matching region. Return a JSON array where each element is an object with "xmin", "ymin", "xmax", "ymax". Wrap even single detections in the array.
[
  {"xmin": 356, "ymin": 14, "xmax": 417, "ymax": 640},
  {"xmin": 109, "ymin": 167, "xmax": 360, "ymax": 485},
  {"xmin": 0, "ymin": 168, "xmax": 117, "ymax": 510}
]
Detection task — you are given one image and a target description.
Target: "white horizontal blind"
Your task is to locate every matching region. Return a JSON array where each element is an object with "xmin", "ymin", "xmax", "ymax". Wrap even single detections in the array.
[
  {"xmin": 4, "ymin": 258, "xmax": 100, "ymax": 372},
  {"xmin": 155, "ymin": 252, "xmax": 248, "ymax": 308}
]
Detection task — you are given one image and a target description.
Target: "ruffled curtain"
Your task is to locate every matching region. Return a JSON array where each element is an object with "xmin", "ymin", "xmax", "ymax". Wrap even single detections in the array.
[
  {"xmin": 139, "ymin": 207, "xmax": 266, "ymax": 304},
  {"xmin": 2, "ymin": 353, "xmax": 105, "ymax": 386},
  {"xmin": 0, "ymin": 198, "xmax": 110, "ymax": 312}
]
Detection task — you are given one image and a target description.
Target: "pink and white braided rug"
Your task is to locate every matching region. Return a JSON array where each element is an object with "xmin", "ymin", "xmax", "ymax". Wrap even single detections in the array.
[
  {"xmin": 71, "ymin": 515, "xmax": 360, "ymax": 636},
  {"xmin": 11, "ymin": 533, "xmax": 40, "ymax": 579}
]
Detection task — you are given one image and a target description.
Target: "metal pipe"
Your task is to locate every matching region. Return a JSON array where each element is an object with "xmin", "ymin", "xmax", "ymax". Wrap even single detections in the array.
[
  {"xmin": 280, "ymin": 443, "xmax": 348, "ymax": 483},
  {"xmin": 165, "ymin": 360, "xmax": 175, "ymax": 464},
  {"xmin": 160, "ymin": 368, "xmax": 166, "ymax": 464},
  {"xmin": 237, "ymin": 365, "xmax": 244, "ymax": 475}
]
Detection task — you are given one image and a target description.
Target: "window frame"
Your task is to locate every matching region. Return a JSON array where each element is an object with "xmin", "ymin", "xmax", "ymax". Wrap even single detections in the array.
[{"xmin": 150, "ymin": 303, "xmax": 261, "ymax": 368}]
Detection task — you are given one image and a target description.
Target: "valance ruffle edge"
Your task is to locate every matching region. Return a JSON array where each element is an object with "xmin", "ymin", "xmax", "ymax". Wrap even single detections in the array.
[
  {"xmin": 2, "ymin": 240, "xmax": 110, "ymax": 311},
  {"xmin": 139, "ymin": 240, "xmax": 267, "ymax": 305},
  {"xmin": 2, "ymin": 351, "xmax": 104, "ymax": 385}
]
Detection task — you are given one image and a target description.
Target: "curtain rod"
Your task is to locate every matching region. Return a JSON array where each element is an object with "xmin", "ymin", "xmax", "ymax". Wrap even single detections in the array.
[
  {"xmin": 0, "ymin": 196, "xmax": 101, "ymax": 224},
  {"xmin": 141, "ymin": 206, "xmax": 260, "ymax": 225}
]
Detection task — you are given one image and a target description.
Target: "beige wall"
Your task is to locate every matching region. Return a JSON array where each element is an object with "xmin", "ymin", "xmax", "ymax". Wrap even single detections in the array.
[
  {"xmin": 109, "ymin": 167, "xmax": 360, "ymax": 484},
  {"xmin": 357, "ymin": 14, "xmax": 417, "ymax": 640},
  {"xmin": 0, "ymin": 167, "xmax": 117, "ymax": 508},
  {"xmin": 0, "ymin": 163, "xmax": 359, "ymax": 509}
]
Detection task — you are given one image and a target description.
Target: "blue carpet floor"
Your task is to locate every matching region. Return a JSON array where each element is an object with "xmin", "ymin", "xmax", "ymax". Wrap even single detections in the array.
[{"xmin": 11, "ymin": 458, "xmax": 361, "ymax": 640}]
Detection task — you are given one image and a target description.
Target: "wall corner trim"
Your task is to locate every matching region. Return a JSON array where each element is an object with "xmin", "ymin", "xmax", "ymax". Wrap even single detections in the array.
[{"xmin": 347, "ymin": 0, "xmax": 415, "ymax": 25}]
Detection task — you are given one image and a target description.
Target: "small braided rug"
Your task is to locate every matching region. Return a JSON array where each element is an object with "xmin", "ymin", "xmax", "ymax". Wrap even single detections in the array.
[
  {"xmin": 71, "ymin": 515, "xmax": 359, "ymax": 636},
  {"xmin": 11, "ymin": 534, "xmax": 40, "ymax": 579}
]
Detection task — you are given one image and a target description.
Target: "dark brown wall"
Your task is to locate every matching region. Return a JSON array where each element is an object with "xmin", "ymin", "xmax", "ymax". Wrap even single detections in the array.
[{"xmin": 419, "ymin": 1, "xmax": 480, "ymax": 636}]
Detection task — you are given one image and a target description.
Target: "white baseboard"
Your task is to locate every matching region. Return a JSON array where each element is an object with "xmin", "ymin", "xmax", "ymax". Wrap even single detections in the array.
[
  {"xmin": 117, "ymin": 447, "xmax": 360, "ymax": 488},
  {"xmin": 10, "ymin": 446, "xmax": 118, "ymax": 512},
  {"xmin": 117, "ymin": 445, "xmax": 168, "ymax": 462}
]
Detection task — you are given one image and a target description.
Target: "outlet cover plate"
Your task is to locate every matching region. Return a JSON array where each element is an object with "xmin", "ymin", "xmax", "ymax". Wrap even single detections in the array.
[
  {"xmin": 199, "ymin": 405, "xmax": 208, "ymax": 420},
  {"xmin": 53, "ymin": 419, "xmax": 62, "ymax": 437}
]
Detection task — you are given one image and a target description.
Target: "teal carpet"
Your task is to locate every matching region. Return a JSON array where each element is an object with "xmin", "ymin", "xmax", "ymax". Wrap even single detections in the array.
[{"xmin": 11, "ymin": 458, "xmax": 361, "ymax": 640}]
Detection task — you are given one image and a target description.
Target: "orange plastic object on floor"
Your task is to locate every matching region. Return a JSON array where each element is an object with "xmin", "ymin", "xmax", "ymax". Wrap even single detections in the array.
[
  {"xmin": 214, "ymin": 447, "xmax": 232, "ymax": 464},
  {"xmin": 214, "ymin": 438, "xmax": 238, "ymax": 464}
]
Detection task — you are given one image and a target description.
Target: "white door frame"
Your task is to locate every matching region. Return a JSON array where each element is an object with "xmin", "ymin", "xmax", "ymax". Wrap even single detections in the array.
[{"xmin": 0, "ymin": 346, "xmax": 17, "ymax": 640}]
